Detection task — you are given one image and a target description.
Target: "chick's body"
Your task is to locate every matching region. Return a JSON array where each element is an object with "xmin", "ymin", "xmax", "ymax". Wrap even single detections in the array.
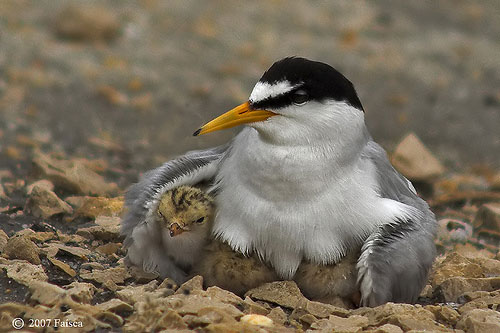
[{"xmin": 157, "ymin": 185, "xmax": 214, "ymax": 274}]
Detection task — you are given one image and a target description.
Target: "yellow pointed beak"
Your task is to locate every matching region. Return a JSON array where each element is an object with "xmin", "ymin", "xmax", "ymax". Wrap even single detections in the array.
[{"xmin": 193, "ymin": 101, "xmax": 277, "ymax": 136}]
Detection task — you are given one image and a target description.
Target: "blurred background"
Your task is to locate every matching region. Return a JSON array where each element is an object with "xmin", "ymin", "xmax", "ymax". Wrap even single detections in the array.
[{"xmin": 0, "ymin": 0, "xmax": 499, "ymax": 187}]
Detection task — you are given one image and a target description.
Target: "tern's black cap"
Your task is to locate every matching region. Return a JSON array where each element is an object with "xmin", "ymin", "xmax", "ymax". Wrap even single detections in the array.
[{"xmin": 253, "ymin": 57, "xmax": 364, "ymax": 111}]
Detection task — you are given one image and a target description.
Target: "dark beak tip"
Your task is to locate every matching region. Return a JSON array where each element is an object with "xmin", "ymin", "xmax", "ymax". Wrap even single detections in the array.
[{"xmin": 193, "ymin": 128, "xmax": 201, "ymax": 136}]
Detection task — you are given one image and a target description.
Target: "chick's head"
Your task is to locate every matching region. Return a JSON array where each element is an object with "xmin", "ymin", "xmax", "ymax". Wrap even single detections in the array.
[{"xmin": 157, "ymin": 186, "xmax": 214, "ymax": 237}]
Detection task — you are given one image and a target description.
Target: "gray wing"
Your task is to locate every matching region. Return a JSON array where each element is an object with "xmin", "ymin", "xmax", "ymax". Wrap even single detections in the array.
[
  {"xmin": 120, "ymin": 144, "xmax": 229, "ymax": 281},
  {"xmin": 122, "ymin": 144, "xmax": 229, "ymax": 243},
  {"xmin": 357, "ymin": 141, "xmax": 437, "ymax": 306}
]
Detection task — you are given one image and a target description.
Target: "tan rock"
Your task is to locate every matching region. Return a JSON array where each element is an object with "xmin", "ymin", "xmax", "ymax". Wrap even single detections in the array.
[
  {"xmin": 77, "ymin": 216, "xmax": 121, "ymax": 241},
  {"xmin": 74, "ymin": 197, "xmax": 124, "ymax": 219},
  {"xmin": 4, "ymin": 235, "xmax": 41, "ymax": 264},
  {"xmin": 97, "ymin": 298, "xmax": 133, "ymax": 313},
  {"xmin": 241, "ymin": 296, "xmax": 269, "ymax": 315},
  {"xmin": 157, "ymin": 310, "xmax": 188, "ymax": 330},
  {"xmin": 176, "ymin": 275, "xmax": 204, "ymax": 295},
  {"xmin": 128, "ymin": 265, "xmax": 159, "ymax": 283},
  {"xmin": 80, "ymin": 267, "xmax": 130, "ymax": 287},
  {"xmin": 425, "ymin": 305, "xmax": 460, "ymax": 326},
  {"xmin": 438, "ymin": 277, "xmax": 500, "ymax": 302},
  {"xmin": 473, "ymin": 203, "xmax": 500, "ymax": 233},
  {"xmin": 431, "ymin": 252, "xmax": 483, "ymax": 286},
  {"xmin": 53, "ymin": 5, "xmax": 120, "ymax": 41},
  {"xmin": 457, "ymin": 309, "xmax": 500, "ymax": 333},
  {"xmin": 245, "ymin": 281, "xmax": 308, "ymax": 309},
  {"xmin": 240, "ymin": 314, "xmax": 273, "ymax": 327},
  {"xmin": 49, "ymin": 257, "xmax": 77, "ymax": 277},
  {"xmin": 26, "ymin": 179, "xmax": 54, "ymax": 194},
  {"xmin": 304, "ymin": 300, "xmax": 350, "ymax": 318},
  {"xmin": 29, "ymin": 281, "xmax": 66, "ymax": 306},
  {"xmin": 55, "ymin": 244, "xmax": 91, "ymax": 260},
  {"xmin": 116, "ymin": 281, "xmax": 162, "ymax": 304},
  {"xmin": 65, "ymin": 282, "xmax": 96, "ymax": 303},
  {"xmin": 267, "ymin": 307, "xmax": 288, "ymax": 326},
  {"xmin": 167, "ymin": 294, "xmax": 244, "ymax": 318},
  {"xmin": 391, "ymin": 132, "xmax": 445, "ymax": 181},
  {"xmin": 95, "ymin": 242, "xmax": 121, "ymax": 255},
  {"xmin": 353, "ymin": 303, "xmax": 440, "ymax": 331},
  {"xmin": 309, "ymin": 314, "xmax": 368, "ymax": 332},
  {"xmin": 24, "ymin": 185, "xmax": 73, "ymax": 218},
  {"xmin": 32, "ymin": 151, "xmax": 118, "ymax": 196},
  {"xmin": 0, "ymin": 229, "xmax": 8, "ymax": 253},
  {"xmin": 0, "ymin": 260, "xmax": 48, "ymax": 285},
  {"xmin": 458, "ymin": 291, "xmax": 500, "ymax": 314},
  {"xmin": 368, "ymin": 323, "xmax": 404, "ymax": 333}
]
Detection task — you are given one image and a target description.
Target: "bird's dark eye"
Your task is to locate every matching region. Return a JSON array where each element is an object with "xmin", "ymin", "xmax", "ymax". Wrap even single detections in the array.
[
  {"xmin": 195, "ymin": 217, "xmax": 205, "ymax": 223},
  {"xmin": 291, "ymin": 89, "xmax": 309, "ymax": 105}
]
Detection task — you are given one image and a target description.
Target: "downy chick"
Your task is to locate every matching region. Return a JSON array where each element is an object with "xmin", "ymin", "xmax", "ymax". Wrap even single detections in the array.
[{"xmin": 156, "ymin": 185, "xmax": 214, "ymax": 282}]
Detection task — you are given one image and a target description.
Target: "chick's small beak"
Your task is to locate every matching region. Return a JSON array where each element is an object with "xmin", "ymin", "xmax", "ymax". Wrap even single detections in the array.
[
  {"xmin": 193, "ymin": 101, "xmax": 277, "ymax": 136},
  {"xmin": 168, "ymin": 223, "xmax": 184, "ymax": 237}
]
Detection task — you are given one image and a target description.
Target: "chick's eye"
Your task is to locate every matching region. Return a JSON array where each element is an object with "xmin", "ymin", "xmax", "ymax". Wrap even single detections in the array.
[
  {"xmin": 291, "ymin": 89, "xmax": 309, "ymax": 105},
  {"xmin": 195, "ymin": 217, "xmax": 205, "ymax": 223}
]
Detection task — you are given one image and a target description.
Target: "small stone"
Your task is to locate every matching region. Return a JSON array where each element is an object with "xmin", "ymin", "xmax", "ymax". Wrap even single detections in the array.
[
  {"xmin": 97, "ymin": 298, "xmax": 133, "ymax": 313},
  {"xmin": 56, "ymin": 244, "xmax": 91, "ymax": 260},
  {"xmin": 0, "ymin": 229, "xmax": 8, "ymax": 252},
  {"xmin": 473, "ymin": 203, "xmax": 500, "ymax": 233},
  {"xmin": 369, "ymin": 323, "xmax": 404, "ymax": 333},
  {"xmin": 310, "ymin": 314, "xmax": 368, "ymax": 332},
  {"xmin": 391, "ymin": 133, "xmax": 445, "ymax": 181},
  {"xmin": 95, "ymin": 242, "xmax": 121, "ymax": 255},
  {"xmin": 77, "ymin": 216, "xmax": 121, "ymax": 241},
  {"xmin": 425, "ymin": 305, "xmax": 460, "ymax": 326},
  {"xmin": 438, "ymin": 277, "xmax": 500, "ymax": 302},
  {"xmin": 80, "ymin": 267, "xmax": 130, "ymax": 287},
  {"xmin": 32, "ymin": 151, "xmax": 118, "ymax": 196},
  {"xmin": 54, "ymin": 5, "xmax": 120, "ymax": 42},
  {"xmin": 65, "ymin": 282, "xmax": 96, "ymax": 303},
  {"xmin": 4, "ymin": 235, "xmax": 41, "ymax": 264},
  {"xmin": 29, "ymin": 281, "xmax": 65, "ymax": 306},
  {"xmin": 26, "ymin": 179, "xmax": 54, "ymax": 195},
  {"xmin": 304, "ymin": 300, "xmax": 350, "ymax": 318},
  {"xmin": 240, "ymin": 314, "xmax": 273, "ymax": 327},
  {"xmin": 74, "ymin": 197, "xmax": 124, "ymax": 219},
  {"xmin": 116, "ymin": 281, "xmax": 163, "ymax": 305},
  {"xmin": 437, "ymin": 218, "xmax": 472, "ymax": 243},
  {"xmin": 0, "ymin": 260, "xmax": 48, "ymax": 285},
  {"xmin": 267, "ymin": 307, "xmax": 287, "ymax": 326},
  {"xmin": 49, "ymin": 257, "xmax": 77, "ymax": 277},
  {"xmin": 431, "ymin": 252, "xmax": 483, "ymax": 286},
  {"xmin": 245, "ymin": 281, "xmax": 308, "ymax": 309},
  {"xmin": 457, "ymin": 308, "xmax": 500, "ymax": 332},
  {"xmin": 176, "ymin": 275, "xmax": 204, "ymax": 295},
  {"xmin": 157, "ymin": 310, "xmax": 188, "ymax": 330},
  {"xmin": 128, "ymin": 266, "xmax": 159, "ymax": 283},
  {"xmin": 24, "ymin": 185, "xmax": 73, "ymax": 218}
]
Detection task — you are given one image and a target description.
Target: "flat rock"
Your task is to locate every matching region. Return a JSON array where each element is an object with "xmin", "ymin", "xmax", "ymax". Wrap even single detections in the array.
[
  {"xmin": 53, "ymin": 5, "xmax": 120, "ymax": 42},
  {"xmin": 55, "ymin": 244, "xmax": 91, "ymax": 260},
  {"xmin": 456, "ymin": 308, "xmax": 500, "ymax": 332},
  {"xmin": 176, "ymin": 275, "xmax": 204, "ymax": 295},
  {"xmin": 97, "ymin": 298, "xmax": 133, "ymax": 313},
  {"xmin": 391, "ymin": 133, "xmax": 445, "ymax": 181},
  {"xmin": 26, "ymin": 179, "xmax": 54, "ymax": 194},
  {"xmin": 80, "ymin": 266, "xmax": 130, "ymax": 288},
  {"xmin": 116, "ymin": 281, "xmax": 163, "ymax": 304},
  {"xmin": 74, "ymin": 197, "xmax": 124, "ymax": 219},
  {"xmin": 431, "ymin": 252, "xmax": 484, "ymax": 286},
  {"xmin": 77, "ymin": 216, "xmax": 121, "ymax": 241},
  {"xmin": 95, "ymin": 242, "xmax": 121, "ymax": 256},
  {"xmin": 49, "ymin": 257, "xmax": 77, "ymax": 277},
  {"xmin": 438, "ymin": 276, "xmax": 500, "ymax": 302},
  {"xmin": 65, "ymin": 282, "xmax": 97, "ymax": 303},
  {"xmin": 0, "ymin": 260, "xmax": 48, "ymax": 285},
  {"xmin": 4, "ymin": 235, "xmax": 41, "ymax": 264},
  {"xmin": 367, "ymin": 323, "xmax": 404, "ymax": 333},
  {"xmin": 29, "ymin": 280, "xmax": 66, "ymax": 306},
  {"xmin": 24, "ymin": 184, "xmax": 73, "ymax": 218},
  {"xmin": 0, "ymin": 229, "xmax": 9, "ymax": 253},
  {"xmin": 309, "ymin": 314, "xmax": 368, "ymax": 332},
  {"xmin": 473, "ymin": 203, "xmax": 500, "ymax": 233},
  {"xmin": 32, "ymin": 151, "xmax": 118, "ymax": 196},
  {"xmin": 245, "ymin": 280, "xmax": 308, "ymax": 309}
]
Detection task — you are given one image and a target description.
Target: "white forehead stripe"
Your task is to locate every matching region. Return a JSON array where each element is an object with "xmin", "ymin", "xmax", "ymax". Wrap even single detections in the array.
[{"xmin": 249, "ymin": 81, "xmax": 300, "ymax": 103}]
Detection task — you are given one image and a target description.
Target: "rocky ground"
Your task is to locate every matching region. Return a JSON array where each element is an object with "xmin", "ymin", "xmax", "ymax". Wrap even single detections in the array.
[
  {"xmin": 1, "ymin": 1, "xmax": 499, "ymax": 332},
  {"xmin": 0, "ymin": 132, "xmax": 499, "ymax": 332}
]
